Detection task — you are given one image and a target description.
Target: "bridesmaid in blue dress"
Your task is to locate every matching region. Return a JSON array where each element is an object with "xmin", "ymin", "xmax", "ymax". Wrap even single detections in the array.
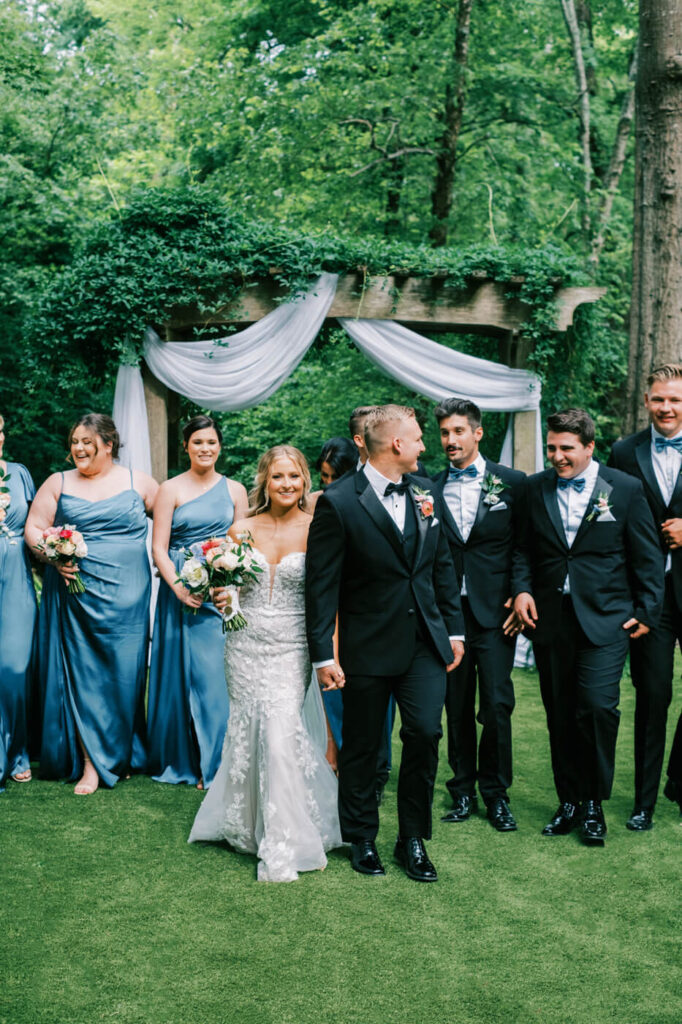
[
  {"xmin": 0, "ymin": 413, "xmax": 38, "ymax": 788},
  {"xmin": 25, "ymin": 413, "xmax": 158, "ymax": 795},
  {"xmin": 147, "ymin": 415, "xmax": 248, "ymax": 789}
]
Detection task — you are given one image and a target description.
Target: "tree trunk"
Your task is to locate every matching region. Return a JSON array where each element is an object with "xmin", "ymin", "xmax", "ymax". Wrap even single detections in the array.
[
  {"xmin": 625, "ymin": 2, "xmax": 682, "ymax": 433},
  {"xmin": 560, "ymin": 0, "xmax": 593, "ymax": 237},
  {"xmin": 428, "ymin": 0, "xmax": 474, "ymax": 247}
]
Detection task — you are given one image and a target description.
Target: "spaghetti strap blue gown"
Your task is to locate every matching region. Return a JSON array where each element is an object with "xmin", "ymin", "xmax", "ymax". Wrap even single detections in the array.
[
  {"xmin": 38, "ymin": 473, "xmax": 151, "ymax": 786},
  {"xmin": 0, "ymin": 463, "xmax": 37, "ymax": 789},
  {"xmin": 146, "ymin": 478, "xmax": 234, "ymax": 787}
]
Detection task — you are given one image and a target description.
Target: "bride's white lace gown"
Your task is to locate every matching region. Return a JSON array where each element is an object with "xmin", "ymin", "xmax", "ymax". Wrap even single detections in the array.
[{"xmin": 188, "ymin": 550, "xmax": 342, "ymax": 882}]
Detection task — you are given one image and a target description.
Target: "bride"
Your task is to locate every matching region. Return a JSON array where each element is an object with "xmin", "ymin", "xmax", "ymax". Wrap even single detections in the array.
[{"xmin": 188, "ymin": 445, "xmax": 342, "ymax": 881}]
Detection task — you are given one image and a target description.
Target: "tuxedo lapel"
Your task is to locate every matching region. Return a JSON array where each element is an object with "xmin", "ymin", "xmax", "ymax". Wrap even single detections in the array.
[
  {"xmin": 408, "ymin": 483, "xmax": 430, "ymax": 569},
  {"xmin": 669, "ymin": 462, "xmax": 682, "ymax": 511},
  {"xmin": 573, "ymin": 473, "xmax": 614, "ymax": 547},
  {"xmin": 635, "ymin": 435, "xmax": 666, "ymax": 510},
  {"xmin": 436, "ymin": 469, "xmax": 465, "ymax": 545},
  {"xmin": 356, "ymin": 472, "xmax": 408, "ymax": 566},
  {"xmin": 471, "ymin": 460, "xmax": 494, "ymax": 533},
  {"xmin": 541, "ymin": 473, "xmax": 568, "ymax": 547}
]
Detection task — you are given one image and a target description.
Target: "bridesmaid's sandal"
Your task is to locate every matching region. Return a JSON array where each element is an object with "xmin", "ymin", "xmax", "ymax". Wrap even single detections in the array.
[
  {"xmin": 74, "ymin": 757, "xmax": 99, "ymax": 796},
  {"xmin": 11, "ymin": 769, "xmax": 32, "ymax": 783},
  {"xmin": 197, "ymin": 779, "xmax": 204, "ymax": 791}
]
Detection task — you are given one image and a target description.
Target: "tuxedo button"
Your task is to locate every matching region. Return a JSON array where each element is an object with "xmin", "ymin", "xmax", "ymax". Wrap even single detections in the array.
[{"xmin": 408, "ymin": 609, "xmax": 415, "ymax": 615}]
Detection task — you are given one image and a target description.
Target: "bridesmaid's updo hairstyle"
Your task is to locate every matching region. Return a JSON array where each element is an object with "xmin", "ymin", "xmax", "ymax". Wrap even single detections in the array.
[
  {"xmin": 182, "ymin": 415, "xmax": 223, "ymax": 446},
  {"xmin": 248, "ymin": 445, "xmax": 311, "ymax": 516},
  {"xmin": 68, "ymin": 413, "xmax": 121, "ymax": 459}
]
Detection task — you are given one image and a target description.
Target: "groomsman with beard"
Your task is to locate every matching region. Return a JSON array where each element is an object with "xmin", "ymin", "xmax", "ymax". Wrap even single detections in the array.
[
  {"xmin": 432, "ymin": 398, "xmax": 525, "ymax": 831},
  {"xmin": 509, "ymin": 409, "xmax": 662, "ymax": 845},
  {"xmin": 608, "ymin": 364, "xmax": 682, "ymax": 826},
  {"xmin": 306, "ymin": 405, "xmax": 465, "ymax": 881}
]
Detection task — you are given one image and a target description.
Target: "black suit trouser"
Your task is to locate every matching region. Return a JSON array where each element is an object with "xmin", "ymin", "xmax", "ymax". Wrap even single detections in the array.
[
  {"xmin": 445, "ymin": 599, "xmax": 515, "ymax": 804},
  {"xmin": 338, "ymin": 640, "xmax": 446, "ymax": 842},
  {"xmin": 667, "ymin": 711, "xmax": 682, "ymax": 788},
  {"xmin": 628, "ymin": 575, "xmax": 680, "ymax": 807},
  {"xmin": 533, "ymin": 597, "xmax": 627, "ymax": 804}
]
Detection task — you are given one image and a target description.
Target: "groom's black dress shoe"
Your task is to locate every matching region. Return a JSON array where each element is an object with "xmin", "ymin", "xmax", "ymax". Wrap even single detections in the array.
[
  {"xmin": 626, "ymin": 806, "xmax": 654, "ymax": 831},
  {"xmin": 393, "ymin": 837, "xmax": 437, "ymax": 882},
  {"xmin": 580, "ymin": 800, "xmax": 607, "ymax": 846},
  {"xmin": 486, "ymin": 798, "xmax": 517, "ymax": 832},
  {"xmin": 350, "ymin": 841, "xmax": 385, "ymax": 876},
  {"xmin": 441, "ymin": 794, "xmax": 478, "ymax": 822},
  {"xmin": 541, "ymin": 802, "xmax": 581, "ymax": 836},
  {"xmin": 663, "ymin": 778, "xmax": 682, "ymax": 814}
]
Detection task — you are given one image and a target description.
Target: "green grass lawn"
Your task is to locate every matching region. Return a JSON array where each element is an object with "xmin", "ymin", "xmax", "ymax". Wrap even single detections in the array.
[{"xmin": 1, "ymin": 667, "xmax": 680, "ymax": 1024}]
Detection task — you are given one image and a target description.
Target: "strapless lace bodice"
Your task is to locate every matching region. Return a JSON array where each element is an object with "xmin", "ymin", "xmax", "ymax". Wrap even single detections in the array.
[{"xmin": 236, "ymin": 550, "xmax": 307, "ymax": 644}]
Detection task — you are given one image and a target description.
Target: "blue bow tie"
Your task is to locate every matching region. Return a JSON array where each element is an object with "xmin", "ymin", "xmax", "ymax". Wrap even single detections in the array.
[
  {"xmin": 556, "ymin": 476, "xmax": 586, "ymax": 492},
  {"xmin": 654, "ymin": 435, "xmax": 682, "ymax": 453},
  {"xmin": 448, "ymin": 464, "xmax": 478, "ymax": 481}
]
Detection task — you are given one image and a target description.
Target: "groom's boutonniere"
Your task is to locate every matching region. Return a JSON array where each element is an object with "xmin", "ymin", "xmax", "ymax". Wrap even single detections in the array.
[
  {"xmin": 412, "ymin": 486, "xmax": 434, "ymax": 520},
  {"xmin": 587, "ymin": 492, "xmax": 615, "ymax": 522},
  {"xmin": 481, "ymin": 472, "xmax": 504, "ymax": 506}
]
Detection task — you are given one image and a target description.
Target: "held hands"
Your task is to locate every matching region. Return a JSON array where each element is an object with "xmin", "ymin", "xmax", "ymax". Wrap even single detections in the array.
[
  {"xmin": 316, "ymin": 663, "xmax": 346, "ymax": 691},
  {"xmin": 446, "ymin": 639, "xmax": 465, "ymax": 673},
  {"xmin": 623, "ymin": 617, "xmax": 650, "ymax": 640},
  {"xmin": 661, "ymin": 518, "xmax": 682, "ymax": 550},
  {"xmin": 503, "ymin": 592, "xmax": 538, "ymax": 637}
]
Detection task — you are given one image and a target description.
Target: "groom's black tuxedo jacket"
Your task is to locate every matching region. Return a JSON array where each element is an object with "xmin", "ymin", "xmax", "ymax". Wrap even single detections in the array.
[
  {"xmin": 432, "ymin": 459, "xmax": 526, "ymax": 629},
  {"xmin": 608, "ymin": 428, "xmax": 682, "ymax": 612},
  {"xmin": 305, "ymin": 469, "xmax": 464, "ymax": 676},
  {"xmin": 512, "ymin": 464, "xmax": 663, "ymax": 647}
]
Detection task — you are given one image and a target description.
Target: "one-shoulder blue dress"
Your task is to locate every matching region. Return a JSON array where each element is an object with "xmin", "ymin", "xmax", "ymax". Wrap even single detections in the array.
[
  {"xmin": 38, "ymin": 472, "xmax": 151, "ymax": 786},
  {"xmin": 0, "ymin": 463, "xmax": 38, "ymax": 789},
  {"xmin": 146, "ymin": 478, "xmax": 234, "ymax": 787}
]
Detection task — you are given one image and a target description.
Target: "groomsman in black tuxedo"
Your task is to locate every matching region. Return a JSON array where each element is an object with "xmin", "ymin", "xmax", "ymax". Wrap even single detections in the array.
[
  {"xmin": 432, "ymin": 398, "xmax": 525, "ymax": 832},
  {"xmin": 608, "ymin": 364, "xmax": 682, "ymax": 826},
  {"xmin": 509, "ymin": 409, "xmax": 662, "ymax": 845},
  {"xmin": 306, "ymin": 405, "xmax": 465, "ymax": 881}
]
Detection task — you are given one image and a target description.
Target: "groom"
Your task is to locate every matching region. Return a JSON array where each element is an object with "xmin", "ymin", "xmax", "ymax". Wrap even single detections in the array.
[{"xmin": 306, "ymin": 405, "xmax": 465, "ymax": 882}]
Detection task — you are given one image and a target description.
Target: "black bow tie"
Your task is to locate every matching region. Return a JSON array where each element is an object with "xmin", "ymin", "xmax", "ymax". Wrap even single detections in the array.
[{"xmin": 384, "ymin": 479, "xmax": 409, "ymax": 497}]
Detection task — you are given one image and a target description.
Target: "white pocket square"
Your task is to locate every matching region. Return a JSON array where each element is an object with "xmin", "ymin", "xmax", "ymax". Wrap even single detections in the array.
[
  {"xmin": 595, "ymin": 510, "xmax": 616, "ymax": 522},
  {"xmin": 431, "ymin": 517, "xmax": 440, "ymax": 527},
  {"xmin": 488, "ymin": 501, "xmax": 508, "ymax": 511}
]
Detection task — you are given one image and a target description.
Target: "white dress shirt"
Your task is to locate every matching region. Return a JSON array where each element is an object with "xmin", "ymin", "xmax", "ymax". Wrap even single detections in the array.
[
  {"xmin": 651, "ymin": 425, "xmax": 682, "ymax": 573},
  {"xmin": 363, "ymin": 460, "xmax": 407, "ymax": 533},
  {"xmin": 555, "ymin": 457, "xmax": 600, "ymax": 593},
  {"xmin": 442, "ymin": 453, "xmax": 487, "ymax": 596}
]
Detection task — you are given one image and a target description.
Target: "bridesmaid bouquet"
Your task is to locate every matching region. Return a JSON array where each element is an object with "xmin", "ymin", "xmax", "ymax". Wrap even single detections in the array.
[
  {"xmin": 37, "ymin": 525, "xmax": 88, "ymax": 594},
  {"xmin": 0, "ymin": 467, "xmax": 15, "ymax": 543},
  {"xmin": 178, "ymin": 535, "xmax": 263, "ymax": 632}
]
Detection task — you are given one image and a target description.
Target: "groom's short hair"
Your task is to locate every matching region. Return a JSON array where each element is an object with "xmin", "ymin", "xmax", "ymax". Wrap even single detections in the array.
[
  {"xmin": 647, "ymin": 364, "xmax": 682, "ymax": 387},
  {"xmin": 364, "ymin": 405, "xmax": 416, "ymax": 455},
  {"xmin": 546, "ymin": 408, "xmax": 595, "ymax": 446},
  {"xmin": 434, "ymin": 397, "xmax": 482, "ymax": 429},
  {"xmin": 349, "ymin": 406, "xmax": 377, "ymax": 438}
]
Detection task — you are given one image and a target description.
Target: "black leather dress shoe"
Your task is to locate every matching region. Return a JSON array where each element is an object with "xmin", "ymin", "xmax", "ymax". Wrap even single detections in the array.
[
  {"xmin": 440, "ymin": 794, "xmax": 478, "ymax": 823},
  {"xmin": 350, "ymin": 840, "xmax": 385, "ymax": 876},
  {"xmin": 542, "ymin": 802, "xmax": 581, "ymax": 836},
  {"xmin": 580, "ymin": 800, "xmax": 607, "ymax": 845},
  {"xmin": 394, "ymin": 837, "xmax": 438, "ymax": 882},
  {"xmin": 663, "ymin": 778, "xmax": 682, "ymax": 814},
  {"xmin": 486, "ymin": 797, "xmax": 517, "ymax": 832},
  {"xmin": 626, "ymin": 806, "xmax": 654, "ymax": 831}
]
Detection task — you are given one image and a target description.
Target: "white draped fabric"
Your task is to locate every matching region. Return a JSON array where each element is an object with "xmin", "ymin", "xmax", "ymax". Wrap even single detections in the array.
[{"xmin": 112, "ymin": 273, "xmax": 543, "ymax": 475}]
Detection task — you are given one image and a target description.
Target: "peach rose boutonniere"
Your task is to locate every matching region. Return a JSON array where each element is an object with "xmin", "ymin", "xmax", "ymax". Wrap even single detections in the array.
[{"xmin": 413, "ymin": 486, "xmax": 435, "ymax": 520}]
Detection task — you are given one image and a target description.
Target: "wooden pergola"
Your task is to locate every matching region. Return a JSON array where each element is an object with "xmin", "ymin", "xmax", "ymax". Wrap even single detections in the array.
[{"xmin": 143, "ymin": 272, "xmax": 605, "ymax": 480}]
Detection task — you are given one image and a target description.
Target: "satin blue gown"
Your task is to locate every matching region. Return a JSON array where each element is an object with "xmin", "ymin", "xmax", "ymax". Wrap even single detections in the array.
[
  {"xmin": 0, "ymin": 463, "xmax": 37, "ymax": 790},
  {"xmin": 146, "ymin": 478, "xmax": 234, "ymax": 787},
  {"xmin": 38, "ymin": 472, "xmax": 151, "ymax": 786}
]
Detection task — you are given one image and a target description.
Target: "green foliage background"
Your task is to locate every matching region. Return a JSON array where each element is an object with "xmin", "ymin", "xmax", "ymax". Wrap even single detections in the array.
[{"xmin": 1, "ymin": 0, "xmax": 637, "ymax": 484}]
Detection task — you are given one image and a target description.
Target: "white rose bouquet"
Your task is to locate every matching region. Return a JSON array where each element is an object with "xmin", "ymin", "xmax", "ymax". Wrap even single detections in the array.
[
  {"xmin": 175, "ymin": 547, "xmax": 211, "ymax": 613},
  {"xmin": 193, "ymin": 534, "xmax": 263, "ymax": 632},
  {"xmin": 0, "ymin": 466, "xmax": 15, "ymax": 543},
  {"xmin": 37, "ymin": 525, "xmax": 88, "ymax": 594}
]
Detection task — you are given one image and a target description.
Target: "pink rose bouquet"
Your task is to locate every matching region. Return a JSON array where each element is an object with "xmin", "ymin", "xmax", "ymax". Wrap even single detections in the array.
[{"xmin": 37, "ymin": 525, "xmax": 88, "ymax": 594}]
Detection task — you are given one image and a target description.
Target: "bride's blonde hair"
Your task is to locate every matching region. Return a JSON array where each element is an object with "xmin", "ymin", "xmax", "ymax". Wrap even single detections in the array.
[{"xmin": 247, "ymin": 445, "xmax": 312, "ymax": 517}]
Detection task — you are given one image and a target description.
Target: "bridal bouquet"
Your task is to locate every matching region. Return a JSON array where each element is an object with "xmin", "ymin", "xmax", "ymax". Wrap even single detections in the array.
[
  {"xmin": 177, "ymin": 535, "xmax": 263, "ymax": 631},
  {"xmin": 37, "ymin": 525, "xmax": 88, "ymax": 593}
]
